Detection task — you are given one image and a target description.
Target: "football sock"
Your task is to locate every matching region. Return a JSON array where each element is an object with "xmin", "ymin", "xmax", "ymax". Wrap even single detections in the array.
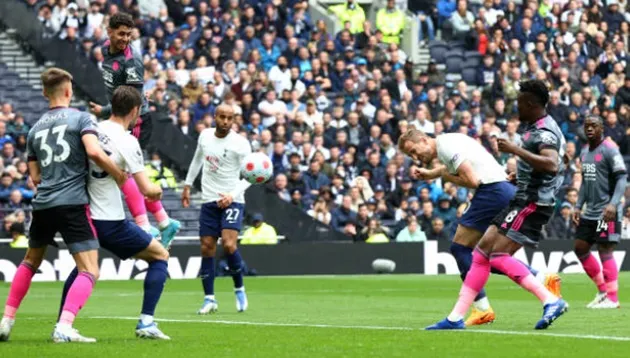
[
  {"xmin": 3, "ymin": 262, "xmax": 36, "ymax": 320},
  {"xmin": 141, "ymin": 260, "xmax": 168, "ymax": 318},
  {"xmin": 448, "ymin": 249, "xmax": 490, "ymax": 322},
  {"xmin": 601, "ymin": 253, "xmax": 619, "ymax": 302},
  {"xmin": 226, "ymin": 249, "xmax": 244, "ymax": 289},
  {"xmin": 59, "ymin": 272, "xmax": 95, "ymax": 326},
  {"xmin": 579, "ymin": 253, "xmax": 606, "ymax": 293},
  {"xmin": 200, "ymin": 257, "xmax": 216, "ymax": 296},
  {"xmin": 146, "ymin": 200, "xmax": 170, "ymax": 229},
  {"xmin": 58, "ymin": 267, "xmax": 79, "ymax": 320},
  {"xmin": 121, "ymin": 176, "xmax": 150, "ymax": 229},
  {"xmin": 450, "ymin": 243, "xmax": 489, "ymax": 305},
  {"xmin": 489, "ymin": 253, "xmax": 556, "ymax": 304}
]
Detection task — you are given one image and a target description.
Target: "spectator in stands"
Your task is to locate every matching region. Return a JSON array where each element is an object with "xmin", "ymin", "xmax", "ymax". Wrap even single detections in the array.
[
  {"xmin": 7, "ymin": 114, "xmax": 29, "ymax": 138},
  {"xmin": 0, "ymin": 103, "xmax": 15, "ymax": 122},
  {"xmin": 0, "ymin": 122, "xmax": 15, "ymax": 147},
  {"xmin": 0, "ymin": 173, "xmax": 17, "ymax": 203},
  {"xmin": 303, "ymin": 159, "xmax": 331, "ymax": 198},
  {"xmin": 145, "ymin": 153, "xmax": 177, "ymax": 189},
  {"xmin": 241, "ymin": 213, "xmax": 279, "ymax": 245},
  {"xmin": 331, "ymin": 195, "xmax": 357, "ymax": 236},
  {"xmin": 376, "ymin": 0, "xmax": 405, "ymax": 45},
  {"xmin": 426, "ymin": 217, "xmax": 449, "ymax": 240},
  {"xmin": 359, "ymin": 218, "xmax": 391, "ymax": 243},
  {"xmin": 546, "ymin": 202, "xmax": 576, "ymax": 240},
  {"xmin": 449, "ymin": 0, "xmax": 474, "ymax": 42},
  {"xmin": 269, "ymin": 173, "xmax": 291, "ymax": 203},
  {"xmin": 622, "ymin": 206, "xmax": 630, "ymax": 240},
  {"xmin": 328, "ymin": 0, "xmax": 366, "ymax": 35},
  {"xmin": 396, "ymin": 216, "xmax": 427, "ymax": 242},
  {"xmin": 308, "ymin": 197, "xmax": 332, "ymax": 225},
  {"xmin": 8, "ymin": 221, "xmax": 28, "ymax": 248}
]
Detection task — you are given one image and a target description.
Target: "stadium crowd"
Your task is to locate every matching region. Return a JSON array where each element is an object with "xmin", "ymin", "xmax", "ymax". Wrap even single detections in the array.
[{"xmin": 3, "ymin": 0, "xmax": 630, "ymax": 243}]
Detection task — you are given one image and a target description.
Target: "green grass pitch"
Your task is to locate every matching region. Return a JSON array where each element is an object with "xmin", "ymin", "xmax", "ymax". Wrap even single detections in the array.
[{"xmin": 1, "ymin": 273, "xmax": 630, "ymax": 357}]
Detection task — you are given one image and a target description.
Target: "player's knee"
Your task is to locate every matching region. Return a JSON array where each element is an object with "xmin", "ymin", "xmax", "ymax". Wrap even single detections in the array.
[
  {"xmin": 574, "ymin": 239, "xmax": 591, "ymax": 257},
  {"xmin": 222, "ymin": 239, "xmax": 238, "ymax": 254},
  {"xmin": 154, "ymin": 247, "xmax": 170, "ymax": 262},
  {"xmin": 200, "ymin": 237, "xmax": 217, "ymax": 257},
  {"xmin": 598, "ymin": 242, "xmax": 616, "ymax": 255}
]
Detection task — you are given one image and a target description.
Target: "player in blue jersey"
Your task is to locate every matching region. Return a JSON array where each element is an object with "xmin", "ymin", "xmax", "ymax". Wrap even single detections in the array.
[
  {"xmin": 58, "ymin": 86, "xmax": 171, "ymax": 339},
  {"xmin": 574, "ymin": 116, "xmax": 627, "ymax": 309},
  {"xmin": 427, "ymin": 80, "xmax": 568, "ymax": 330},
  {"xmin": 0, "ymin": 68, "xmax": 126, "ymax": 343}
]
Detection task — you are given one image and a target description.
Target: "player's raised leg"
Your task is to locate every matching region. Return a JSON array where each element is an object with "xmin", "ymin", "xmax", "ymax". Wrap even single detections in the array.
[
  {"xmin": 145, "ymin": 197, "xmax": 181, "ymax": 248},
  {"xmin": 0, "ymin": 247, "xmax": 45, "ymax": 342},
  {"xmin": 122, "ymin": 177, "xmax": 160, "ymax": 237}
]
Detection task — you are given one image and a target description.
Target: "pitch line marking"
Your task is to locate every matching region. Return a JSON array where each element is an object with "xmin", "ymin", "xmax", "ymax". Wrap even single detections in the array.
[{"xmin": 88, "ymin": 316, "xmax": 630, "ymax": 342}]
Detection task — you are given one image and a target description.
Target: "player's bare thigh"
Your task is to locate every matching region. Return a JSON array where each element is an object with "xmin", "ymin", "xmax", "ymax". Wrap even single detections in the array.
[
  {"xmin": 574, "ymin": 237, "xmax": 592, "ymax": 257},
  {"xmin": 598, "ymin": 242, "xmax": 616, "ymax": 255},
  {"xmin": 453, "ymin": 225, "xmax": 483, "ymax": 248},
  {"xmin": 135, "ymin": 239, "xmax": 169, "ymax": 262},
  {"xmin": 477, "ymin": 225, "xmax": 523, "ymax": 256}
]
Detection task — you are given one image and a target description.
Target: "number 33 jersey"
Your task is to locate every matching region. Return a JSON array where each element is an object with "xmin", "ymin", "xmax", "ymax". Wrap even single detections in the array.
[
  {"xmin": 88, "ymin": 120, "xmax": 145, "ymax": 220},
  {"xmin": 580, "ymin": 139, "xmax": 627, "ymax": 221},
  {"xmin": 26, "ymin": 107, "xmax": 97, "ymax": 210}
]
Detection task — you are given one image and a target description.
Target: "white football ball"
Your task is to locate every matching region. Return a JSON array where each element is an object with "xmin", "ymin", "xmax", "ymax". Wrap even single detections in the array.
[
  {"xmin": 372, "ymin": 258, "xmax": 396, "ymax": 274},
  {"xmin": 241, "ymin": 152, "xmax": 273, "ymax": 184}
]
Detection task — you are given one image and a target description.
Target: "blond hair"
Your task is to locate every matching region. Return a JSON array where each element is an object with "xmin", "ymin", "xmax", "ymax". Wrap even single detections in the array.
[
  {"xmin": 41, "ymin": 68, "xmax": 73, "ymax": 97},
  {"xmin": 397, "ymin": 128, "xmax": 427, "ymax": 151}
]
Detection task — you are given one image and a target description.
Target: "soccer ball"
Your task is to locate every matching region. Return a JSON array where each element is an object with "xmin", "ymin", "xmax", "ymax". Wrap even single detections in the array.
[{"xmin": 241, "ymin": 152, "xmax": 273, "ymax": 184}]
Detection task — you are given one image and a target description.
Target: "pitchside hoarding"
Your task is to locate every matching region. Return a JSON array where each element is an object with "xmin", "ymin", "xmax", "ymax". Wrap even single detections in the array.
[{"xmin": 0, "ymin": 241, "xmax": 627, "ymax": 282}]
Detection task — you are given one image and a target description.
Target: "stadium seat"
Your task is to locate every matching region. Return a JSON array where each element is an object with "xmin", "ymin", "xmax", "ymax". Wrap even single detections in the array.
[
  {"xmin": 448, "ymin": 41, "xmax": 466, "ymax": 52},
  {"xmin": 462, "ymin": 68, "xmax": 478, "ymax": 85},
  {"xmin": 429, "ymin": 42, "xmax": 448, "ymax": 64},
  {"xmin": 444, "ymin": 49, "xmax": 464, "ymax": 60},
  {"xmin": 461, "ymin": 58, "xmax": 481, "ymax": 69},
  {"xmin": 446, "ymin": 57, "xmax": 463, "ymax": 74},
  {"xmin": 464, "ymin": 51, "xmax": 482, "ymax": 62}
]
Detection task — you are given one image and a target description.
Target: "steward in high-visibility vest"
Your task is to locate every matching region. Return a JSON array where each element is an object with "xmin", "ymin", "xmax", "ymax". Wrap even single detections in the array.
[
  {"xmin": 328, "ymin": 0, "xmax": 366, "ymax": 34},
  {"xmin": 376, "ymin": 0, "xmax": 406, "ymax": 44}
]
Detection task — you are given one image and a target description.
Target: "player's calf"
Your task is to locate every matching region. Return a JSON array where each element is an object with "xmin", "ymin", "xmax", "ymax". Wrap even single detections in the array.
[{"xmin": 222, "ymin": 230, "xmax": 248, "ymax": 312}]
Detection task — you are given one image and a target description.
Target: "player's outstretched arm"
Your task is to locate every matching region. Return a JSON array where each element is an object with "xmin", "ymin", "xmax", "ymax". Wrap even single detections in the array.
[{"xmin": 82, "ymin": 134, "xmax": 127, "ymax": 186}]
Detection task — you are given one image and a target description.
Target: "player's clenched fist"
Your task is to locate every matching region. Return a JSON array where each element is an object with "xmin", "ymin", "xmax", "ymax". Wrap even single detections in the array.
[
  {"xmin": 89, "ymin": 102, "xmax": 103, "ymax": 116},
  {"xmin": 497, "ymin": 138, "xmax": 517, "ymax": 154}
]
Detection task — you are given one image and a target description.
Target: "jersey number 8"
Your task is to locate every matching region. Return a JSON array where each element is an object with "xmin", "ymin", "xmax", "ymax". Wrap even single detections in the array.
[{"xmin": 34, "ymin": 125, "xmax": 71, "ymax": 167}]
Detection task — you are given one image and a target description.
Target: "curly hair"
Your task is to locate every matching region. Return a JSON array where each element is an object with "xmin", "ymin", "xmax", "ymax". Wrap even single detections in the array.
[{"xmin": 519, "ymin": 79, "xmax": 550, "ymax": 108}]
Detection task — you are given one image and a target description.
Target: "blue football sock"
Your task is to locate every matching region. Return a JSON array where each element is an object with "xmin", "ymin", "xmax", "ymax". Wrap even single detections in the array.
[
  {"xmin": 200, "ymin": 257, "xmax": 215, "ymax": 296},
  {"xmin": 58, "ymin": 267, "xmax": 79, "ymax": 320},
  {"xmin": 450, "ymin": 242, "xmax": 487, "ymax": 301},
  {"xmin": 226, "ymin": 249, "xmax": 244, "ymax": 289},
  {"xmin": 141, "ymin": 260, "xmax": 168, "ymax": 316}
]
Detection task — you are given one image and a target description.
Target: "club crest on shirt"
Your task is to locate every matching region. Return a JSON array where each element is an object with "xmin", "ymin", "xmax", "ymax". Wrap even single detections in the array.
[{"xmin": 126, "ymin": 67, "xmax": 140, "ymax": 82}]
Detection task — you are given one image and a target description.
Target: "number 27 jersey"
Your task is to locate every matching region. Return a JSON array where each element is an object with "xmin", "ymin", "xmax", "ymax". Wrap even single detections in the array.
[
  {"xmin": 88, "ymin": 120, "xmax": 145, "ymax": 221},
  {"xmin": 26, "ymin": 107, "xmax": 97, "ymax": 211}
]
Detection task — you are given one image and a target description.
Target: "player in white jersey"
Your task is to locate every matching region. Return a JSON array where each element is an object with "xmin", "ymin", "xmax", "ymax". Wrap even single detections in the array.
[
  {"xmin": 183, "ymin": 104, "xmax": 252, "ymax": 314},
  {"xmin": 398, "ymin": 129, "xmax": 559, "ymax": 326},
  {"xmin": 57, "ymin": 87, "xmax": 171, "ymax": 340}
]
